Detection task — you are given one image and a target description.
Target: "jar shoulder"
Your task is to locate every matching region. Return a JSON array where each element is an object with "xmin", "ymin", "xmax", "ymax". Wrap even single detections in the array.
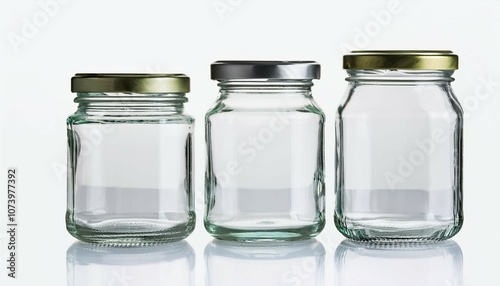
[
  {"xmin": 337, "ymin": 84, "xmax": 462, "ymax": 119},
  {"xmin": 205, "ymin": 97, "xmax": 325, "ymax": 119}
]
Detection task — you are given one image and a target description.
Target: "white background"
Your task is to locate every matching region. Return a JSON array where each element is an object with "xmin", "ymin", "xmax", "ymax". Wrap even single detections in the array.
[{"xmin": 1, "ymin": 0, "xmax": 500, "ymax": 285}]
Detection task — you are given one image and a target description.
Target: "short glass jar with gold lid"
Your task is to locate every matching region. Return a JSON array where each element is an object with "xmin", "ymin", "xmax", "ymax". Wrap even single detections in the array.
[
  {"xmin": 335, "ymin": 51, "xmax": 463, "ymax": 241},
  {"xmin": 66, "ymin": 74, "xmax": 195, "ymax": 246}
]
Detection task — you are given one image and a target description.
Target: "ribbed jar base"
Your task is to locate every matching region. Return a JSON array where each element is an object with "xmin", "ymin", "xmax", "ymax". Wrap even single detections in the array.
[
  {"xmin": 334, "ymin": 214, "xmax": 462, "ymax": 242},
  {"xmin": 66, "ymin": 211, "xmax": 195, "ymax": 247},
  {"xmin": 205, "ymin": 217, "xmax": 325, "ymax": 242}
]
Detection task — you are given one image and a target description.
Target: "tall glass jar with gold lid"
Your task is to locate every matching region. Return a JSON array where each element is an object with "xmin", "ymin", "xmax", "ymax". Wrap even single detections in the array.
[
  {"xmin": 335, "ymin": 51, "xmax": 463, "ymax": 241},
  {"xmin": 66, "ymin": 74, "xmax": 195, "ymax": 246}
]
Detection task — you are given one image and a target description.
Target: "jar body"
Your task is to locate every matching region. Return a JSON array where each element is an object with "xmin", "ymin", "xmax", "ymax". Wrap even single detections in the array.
[
  {"xmin": 335, "ymin": 70, "xmax": 463, "ymax": 241},
  {"xmin": 205, "ymin": 81, "xmax": 325, "ymax": 241},
  {"xmin": 66, "ymin": 93, "xmax": 195, "ymax": 245}
]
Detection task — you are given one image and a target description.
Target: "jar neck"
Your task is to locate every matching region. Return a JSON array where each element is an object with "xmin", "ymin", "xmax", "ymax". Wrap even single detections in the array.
[
  {"xmin": 217, "ymin": 80, "xmax": 313, "ymax": 97},
  {"xmin": 346, "ymin": 70, "xmax": 455, "ymax": 84},
  {"xmin": 75, "ymin": 93, "xmax": 187, "ymax": 114}
]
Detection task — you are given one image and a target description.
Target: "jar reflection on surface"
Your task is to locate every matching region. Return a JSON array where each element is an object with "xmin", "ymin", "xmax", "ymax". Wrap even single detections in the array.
[
  {"xmin": 335, "ymin": 239, "xmax": 463, "ymax": 286},
  {"xmin": 205, "ymin": 239, "xmax": 325, "ymax": 286},
  {"xmin": 66, "ymin": 241, "xmax": 195, "ymax": 286}
]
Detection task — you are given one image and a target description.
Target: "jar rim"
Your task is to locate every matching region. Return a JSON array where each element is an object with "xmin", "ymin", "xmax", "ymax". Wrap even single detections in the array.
[
  {"xmin": 345, "ymin": 69, "xmax": 455, "ymax": 82},
  {"xmin": 343, "ymin": 50, "xmax": 458, "ymax": 70},
  {"xmin": 71, "ymin": 73, "xmax": 190, "ymax": 94}
]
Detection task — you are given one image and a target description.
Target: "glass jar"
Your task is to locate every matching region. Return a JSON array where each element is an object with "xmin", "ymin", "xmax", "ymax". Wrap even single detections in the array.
[
  {"xmin": 334, "ymin": 240, "xmax": 463, "ymax": 286},
  {"xmin": 66, "ymin": 74, "xmax": 195, "ymax": 246},
  {"xmin": 335, "ymin": 51, "xmax": 463, "ymax": 241},
  {"xmin": 67, "ymin": 241, "xmax": 195, "ymax": 286},
  {"xmin": 205, "ymin": 239, "xmax": 325, "ymax": 286},
  {"xmin": 205, "ymin": 61, "xmax": 325, "ymax": 241}
]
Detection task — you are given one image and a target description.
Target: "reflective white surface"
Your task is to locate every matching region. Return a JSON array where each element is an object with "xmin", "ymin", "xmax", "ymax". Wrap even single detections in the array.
[
  {"xmin": 335, "ymin": 240, "xmax": 463, "ymax": 286},
  {"xmin": 66, "ymin": 241, "xmax": 195, "ymax": 286},
  {"xmin": 64, "ymin": 238, "xmax": 464, "ymax": 286},
  {"xmin": 205, "ymin": 239, "xmax": 325, "ymax": 286}
]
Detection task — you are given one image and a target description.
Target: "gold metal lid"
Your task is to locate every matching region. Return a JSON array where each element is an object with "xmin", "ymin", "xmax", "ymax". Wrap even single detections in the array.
[
  {"xmin": 343, "ymin": 51, "xmax": 458, "ymax": 70},
  {"xmin": 71, "ymin": 74, "xmax": 190, "ymax": 93}
]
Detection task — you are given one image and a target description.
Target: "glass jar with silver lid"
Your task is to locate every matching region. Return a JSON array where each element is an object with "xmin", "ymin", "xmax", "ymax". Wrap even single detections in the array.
[
  {"xmin": 66, "ymin": 74, "xmax": 195, "ymax": 246},
  {"xmin": 205, "ymin": 61, "xmax": 325, "ymax": 241}
]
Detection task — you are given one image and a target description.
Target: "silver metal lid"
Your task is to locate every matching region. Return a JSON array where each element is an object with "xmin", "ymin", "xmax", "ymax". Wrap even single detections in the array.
[{"xmin": 211, "ymin": 61, "xmax": 320, "ymax": 80}]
